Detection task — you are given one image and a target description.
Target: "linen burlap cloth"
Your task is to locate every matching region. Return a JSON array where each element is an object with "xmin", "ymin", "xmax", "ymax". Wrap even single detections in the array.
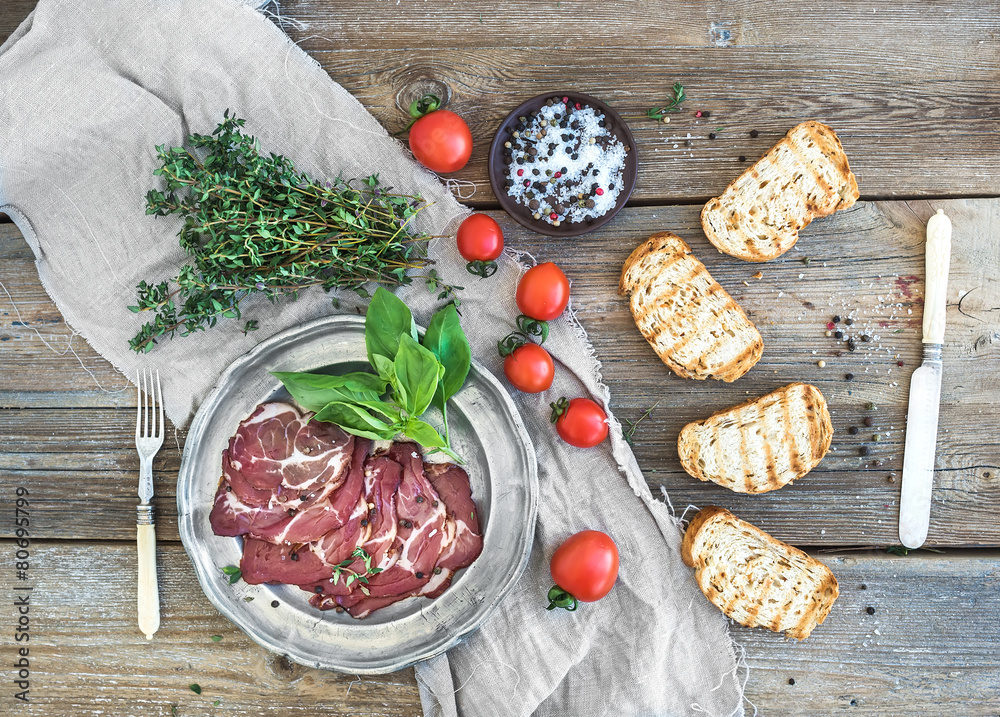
[{"xmin": 0, "ymin": 1, "xmax": 745, "ymax": 714}]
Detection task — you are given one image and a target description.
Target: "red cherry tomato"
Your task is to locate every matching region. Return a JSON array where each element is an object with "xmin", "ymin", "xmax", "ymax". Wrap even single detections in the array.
[
  {"xmin": 457, "ymin": 214, "xmax": 504, "ymax": 278},
  {"xmin": 551, "ymin": 397, "xmax": 608, "ymax": 448},
  {"xmin": 503, "ymin": 343, "xmax": 554, "ymax": 393},
  {"xmin": 516, "ymin": 262, "xmax": 570, "ymax": 321},
  {"xmin": 408, "ymin": 110, "xmax": 473, "ymax": 174},
  {"xmin": 547, "ymin": 530, "xmax": 619, "ymax": 610}
]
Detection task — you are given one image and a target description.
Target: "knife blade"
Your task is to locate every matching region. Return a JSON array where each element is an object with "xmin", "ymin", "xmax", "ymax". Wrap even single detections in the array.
[{"xmin": 898, "ymin": 208, "xmax": 952, "ymax": 549}]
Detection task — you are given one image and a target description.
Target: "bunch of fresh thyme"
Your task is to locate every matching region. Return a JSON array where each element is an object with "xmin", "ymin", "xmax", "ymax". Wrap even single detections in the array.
[{"xmin": 129, "ymin": 112, "xmax": 451, "ymax": 353}]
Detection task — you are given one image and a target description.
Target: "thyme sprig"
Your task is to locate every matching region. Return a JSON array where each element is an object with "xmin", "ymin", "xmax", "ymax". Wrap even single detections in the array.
[
  {"xmin": 129, "ymin": 112, "xmax": 454, "ymax": 352},
  {"xmin": 647, "ymin": 83, "xmax": 686, "ymax": 121},
  {"xmin": 331, "ymin": 547, "xmax": 383, "ymax": 595}
]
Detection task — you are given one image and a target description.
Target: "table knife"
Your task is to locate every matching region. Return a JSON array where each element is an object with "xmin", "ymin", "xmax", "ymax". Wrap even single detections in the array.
[{"xmin": 899, "ymin": 208, "xmax": 952, "ymax": 549}]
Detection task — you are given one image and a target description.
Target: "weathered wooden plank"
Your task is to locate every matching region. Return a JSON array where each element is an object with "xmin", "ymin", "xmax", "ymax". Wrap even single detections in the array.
[
  {"xmin": 3, "ymin": 3, "xmax": 1000, "ymax": 203},
  {"xmin": 1, "ymin": 542, "xmax": 997, "ymax": 715},
  {"xmin": 3, "ymin": 199, "xmax": 998, "ymax": 545},
  {"xmin": 269, "ymin": 45, "xmax": 1000, "ymax": 203}
]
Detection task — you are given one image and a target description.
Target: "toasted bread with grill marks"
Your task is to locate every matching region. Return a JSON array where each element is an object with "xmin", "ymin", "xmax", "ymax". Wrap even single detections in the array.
[
  {"xmin": 701, "ymin": 121, "xmax": 859, "ymax": 262},
  {"xmin": 677, "ymin": 382, "xmax": 832, "ymax": 494},
  {"xmin": 618, "ymin": 232, "xmax": 763, "ymax": 382},
  {"xmin": 682, "ymin": 506, "xmax": 839, "ymax": 640}
]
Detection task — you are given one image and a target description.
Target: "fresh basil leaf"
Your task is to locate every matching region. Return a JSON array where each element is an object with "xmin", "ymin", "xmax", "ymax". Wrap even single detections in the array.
[
  {"xmin": 423, "ymin": 303, "xmax": 471, "ymax": 408},
  {"xmin": 394, "ymin": 333, "xmax": 440, "ymax": 417},
  {"xmin": 371, "ymin": 353, "xmax": 397, "ymax": 384},
  {"xmin": 272, "ymin": 371, "xmax": 388, "ymax": 412},
  {"xmin": 403, "ymin": 418, "xmax": 448, "ymax": 449},
  {"xmin": 313, "ymin": 401, "xmax": 397, "ymax": 440},
  {"xmin": 365, "ymin": 287, "xmax": 417, "ymax": 366}
]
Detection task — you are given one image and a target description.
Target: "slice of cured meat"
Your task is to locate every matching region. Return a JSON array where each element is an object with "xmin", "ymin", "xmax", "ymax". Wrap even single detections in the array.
[
  {"xmin": 227, "ymin": 402, "xmax": 355, "ymax": 499},
  {"xmin": 240, "ymin": 537, "xmax": 332, "ymax": 585},
  {"xmin": 209, "ymin": 480, "xmax": 291, "ymax": 537},
  {"xmin": 250, "ymin": 438, "xmax": 371, "ymax": 545}
]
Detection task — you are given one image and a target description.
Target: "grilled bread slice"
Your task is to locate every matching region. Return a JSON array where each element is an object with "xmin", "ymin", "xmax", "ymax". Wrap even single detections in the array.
[
  {"xmin": 678, "ymin": 382, "xmax": 832, "ymax": 494},
  {"xmin": 701, "ymin": 121, "xmax": 859, "ymax": 262},
  {"xmin": 682, "ymin": 506, "xmax": 839, "ymax": 640},
  {"xmin": 618, "ymin": 232, "xmax": 763, "ymax": 382}
]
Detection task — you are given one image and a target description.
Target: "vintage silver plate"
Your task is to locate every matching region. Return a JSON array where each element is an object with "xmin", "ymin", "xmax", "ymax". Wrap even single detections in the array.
[{"xmin": 177, "ymin": 315, "xmax": 537, "ymax": 674}]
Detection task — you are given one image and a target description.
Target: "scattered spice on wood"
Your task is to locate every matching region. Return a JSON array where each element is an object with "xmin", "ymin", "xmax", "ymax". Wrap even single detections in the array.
[
  {"xmin": 750, "ymin": 129, "xmax": 759, "ymax": 138},
  {"xmin": 859, "ymin": 445, "xmax": 871, "ymax": 456},
  {"xmin": 849, "ymin": 426, "xmax": 859, "ymax": 435},
  {"xmin": 866, "ymin": 606, "xmax": 876, "ymax": 615},
  {"xmin": 863, "ymin": 416, "xmax": 874, "ymax": 427}
]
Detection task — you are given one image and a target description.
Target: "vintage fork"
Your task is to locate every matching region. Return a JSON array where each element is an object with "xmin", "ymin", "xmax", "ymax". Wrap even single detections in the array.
[{"xmin": 135, "ymin": 368, "xmax": 163, "ymax": 640}]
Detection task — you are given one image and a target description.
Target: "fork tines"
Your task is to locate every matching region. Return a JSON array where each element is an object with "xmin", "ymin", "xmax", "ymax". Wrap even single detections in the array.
[{"xmin": 135, "ymin": 368, "xmax": 164, "ymax": 441}]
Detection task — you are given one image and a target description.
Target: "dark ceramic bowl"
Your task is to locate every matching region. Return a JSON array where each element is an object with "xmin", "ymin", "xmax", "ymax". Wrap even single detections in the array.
[{"xmin": 487, "ymin": 91, "xmax": 638, "ymax": 237}]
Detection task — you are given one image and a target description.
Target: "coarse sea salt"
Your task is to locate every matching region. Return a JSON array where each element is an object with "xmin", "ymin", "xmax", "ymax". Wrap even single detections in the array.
[{"xmin": 504, "ymin": 103, "xmax": 626, "ymax": 226}]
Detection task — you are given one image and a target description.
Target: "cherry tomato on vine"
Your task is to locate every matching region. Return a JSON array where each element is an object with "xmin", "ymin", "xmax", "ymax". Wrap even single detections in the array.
[
  {"xmin": 409, "ymin": 109, "xmax": 473, "ymax": 174},
  {"xmin": 503, "ymin": 343, "xmax": 554, "ymax": 393},
  {"xmin": 457, "ymin": 214, "xmax": 504, "ymax": 278},
  {"xmin": 547, "ymin": 530, "xmax": 620, "ymax": 611},
  {"xmin": 516, "ymin": 262, "xmax": 570, "ymax": 321},
  {"xmin": 550, "ymin": 397, "xmax": 608, "ymax": 448}
]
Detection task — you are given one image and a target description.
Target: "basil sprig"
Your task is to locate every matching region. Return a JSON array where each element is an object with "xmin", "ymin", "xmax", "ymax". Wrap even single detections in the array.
[{"xmin": 274, "ymin": 287, "xmax": 471, "ymax": 461}]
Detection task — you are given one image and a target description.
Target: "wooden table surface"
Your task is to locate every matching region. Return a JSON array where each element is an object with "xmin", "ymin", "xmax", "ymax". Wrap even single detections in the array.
[{"xmin": 2, "ymin": 1, "xmax": 999, "ymax": 715}]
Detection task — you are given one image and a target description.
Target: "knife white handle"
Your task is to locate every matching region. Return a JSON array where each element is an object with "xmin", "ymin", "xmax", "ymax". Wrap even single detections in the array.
[{"xmin": 923, "ymin": 208, "xmax": 952, "ymax": 344}]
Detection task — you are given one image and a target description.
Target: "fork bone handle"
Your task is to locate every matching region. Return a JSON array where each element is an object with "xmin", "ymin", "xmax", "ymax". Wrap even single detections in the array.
[{"xmin": 137, "ymin": 505, "xmax": 160, "ymax": 640}]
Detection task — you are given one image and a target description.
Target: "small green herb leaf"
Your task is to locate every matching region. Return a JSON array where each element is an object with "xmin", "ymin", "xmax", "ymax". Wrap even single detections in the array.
[
  {"xmin": 313, "ymin": 401, "xmax": 397, "ymax": 440},
  {"xmin": 394, "ymin": 333, "xmax": 442, "ymax": 417},
  {"xmin": 365, "ymin": 287, "xmax": 416, "ymax": 366},
  {"xmin": 272, "ymin": 371, "xmax": 388, "ymax": 413},
  {"xmin": 210, "ymin": 635, "xmax": 222, "ymax": 642},
  {"xmin": 423, "ymin": 303, "xmax": 471, "ymax": 408},
  {"xmin": 189, "ymin": 684, "xmax": 202, "ymax": 695},
  {"xmin": 221, "ymin": 565, "xmax": 242, "ymax": 584}
]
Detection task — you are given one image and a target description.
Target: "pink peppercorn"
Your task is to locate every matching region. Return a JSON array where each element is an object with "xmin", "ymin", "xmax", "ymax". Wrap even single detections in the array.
[
  {"xmin": 695, "ymin": 110, "xmax": 703, "ymax": 118},
  {"xmin": 898, "ymin": 360, "xmax": 904, "ymax": 367},
  {"xmin": 517, "ymin": 169, "xmax": 524, "ymax": 176},
  {"xmin": 575, "ymin": 102, "xmax": 581, "ymax": 109},
  {"xmin": 550, "ymin": 212, "xmax": 559, "ymax": 220},
  {"xmin": 554, "ymin": 172, "xmax": 562, "ymax": 178},
  {"xmin": 562, "ymin": 96, "xmax": 569, "ymax": 102},
  {"xmin": 595, "ymin": 188, "xmax": 604, "ymax": 196},
  {"xmin": 523, "ymin": 180, "xmax": 530, "ymax": 187},
  {"xmin": 827, "ymin": 322, "xmax": 836, "ymax": 330}
]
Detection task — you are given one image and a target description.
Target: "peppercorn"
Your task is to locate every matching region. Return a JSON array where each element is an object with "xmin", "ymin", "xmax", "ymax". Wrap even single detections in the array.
[
  {"xmin": 848, "ymin": 339, "xmax": 857, "ymax": 352},
  {"xmin": 703, "ymin": 111, "xmax": 711, "ymax": 118},
  {"xmin": 866, "ymin": 606, "xmax": 876, "ymax": 615},
  {"xmin": 708, "ymin": 132, "xmax": 717, "ymax": 140},
  {"xmin": 290, "ymin": 552, "xmax": 298, "ymax": 561},
  {"xmin": 835, "ymin": 330, "xmax": 844, "ymax": 339},
  {"xmin": 860, "ymin": 584, "xmax": 868, "ymax": 590},
  {"xmin": 271, "ymin": 600, "xmax": 280, "ymax": 608},
  {"xmin": 866, "ymin": 402, "xmax": 877, "ymax": 411},
  {"xmin": 314, "ymin": 586, "xmax": 323, "ymax": 594},
  {"xmin": 898, "ymin": 360, "xmax": 905, "ymax": 367},
  {"xmin": 738, "ymin": 155, "xmax": 746, "ymax": 162},
  {"xmin": 863, "ymin": 416, "xmax": 874, "ymax": 427},
  {"xmin": 861, "ymin": 334, "xmax": 871, "ymax": 342},
  {"xmin": 416, "ymin": 572, "xmax": 424, "ymax": 579},
  {"xmin": 788, "ymin": 678, "xmax": 795, "ymax": 685},
  {"xmin": 846, "ymin": 318, "xmax": 855, "ymax": 326},
  {"xmin": 873, "ymin": 434, "xmax": 882, "ymax": 442},
  {"xmin": 845, "ymin": 373, "xmax": 855, "ymax": 381},
  {"xmin": 833, "ymin": 315, "xmax": 841, "ymax": 323},
  {"xmin": 849, "ymin": 426, "xmax": 859, "ymax": 435},
  {"xmin": 749, "ymin": 129, "xmax": 759, "ymax": 138},
  {"xmin": 859, "ymin": 445, "xmax": 871, "ymax": 456}
]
